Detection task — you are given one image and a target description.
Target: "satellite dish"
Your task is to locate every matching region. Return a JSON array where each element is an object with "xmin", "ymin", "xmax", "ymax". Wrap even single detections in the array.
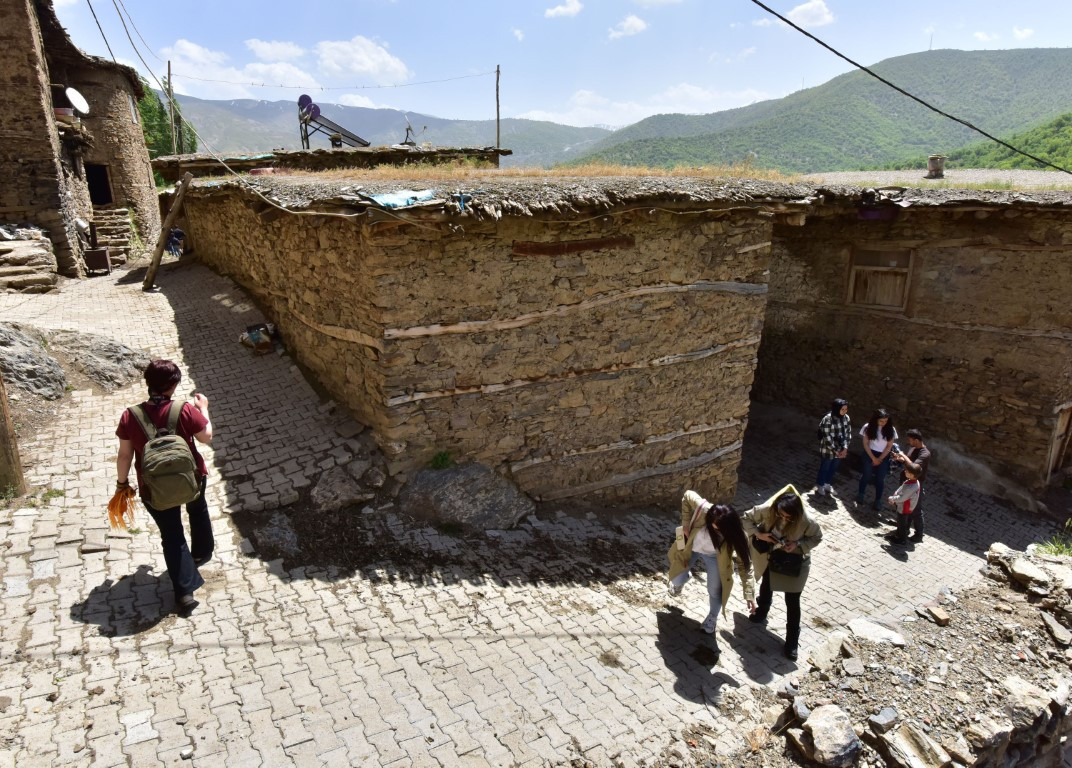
[
  {"xmin": 66, "ymin": 87, "xmax": 90, "ymax": 115},
  {"xmin": 307, "ymin": 103, "xmax": 320, "ymax": 121},
  {"xmin": 298, "ymin": 94, "xmax": 312, "ymax": 111}
]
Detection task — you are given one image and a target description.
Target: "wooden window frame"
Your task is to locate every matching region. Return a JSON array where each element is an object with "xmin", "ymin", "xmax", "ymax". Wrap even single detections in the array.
[{"xmin": 846, "ymin": 245, "xmax": 914, "ymax": 312}]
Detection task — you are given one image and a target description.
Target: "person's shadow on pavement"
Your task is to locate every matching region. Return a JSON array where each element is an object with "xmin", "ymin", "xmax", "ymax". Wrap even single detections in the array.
[
  {"xmin": 70, "ymin": 565, "xmax": 167, "ymax": 637},
  {"xmin": 655, "ymin": 607, "xmax": 743, "ymax": 706}
]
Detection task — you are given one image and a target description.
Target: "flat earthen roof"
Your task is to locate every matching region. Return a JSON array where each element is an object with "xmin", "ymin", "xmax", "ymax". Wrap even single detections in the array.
[{"xmin": 186, "ymin": 173, "xmax": 1072, "ymax": 219}]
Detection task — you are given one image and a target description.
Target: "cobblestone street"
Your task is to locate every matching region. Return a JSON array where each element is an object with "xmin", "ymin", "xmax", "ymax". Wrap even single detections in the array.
[{"xmin": 0, "ymin": 262, "xmax": 1058, "ymax": 767}]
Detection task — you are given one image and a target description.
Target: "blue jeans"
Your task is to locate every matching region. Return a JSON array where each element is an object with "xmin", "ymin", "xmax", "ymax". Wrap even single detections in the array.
[
  {"xmin": 146, "ymin": 476, "xmax": 213, "ymax": 599},
  {"xmin": 817, "ymin": 456, "xmax": 841, "ymax": 487},
  {"xmin": 858, "ymin": 454, "xmax": 892, "ymax": 506},
  {"xmin": 670, "ymin": 550, "xmax": 723, "ymax": 624}
]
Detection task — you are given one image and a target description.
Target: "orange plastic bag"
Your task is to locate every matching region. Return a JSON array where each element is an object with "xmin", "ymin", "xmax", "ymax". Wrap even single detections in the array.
[{"xmin": 108, "ymin": 486, "xmax": 137, "ymax": 531}]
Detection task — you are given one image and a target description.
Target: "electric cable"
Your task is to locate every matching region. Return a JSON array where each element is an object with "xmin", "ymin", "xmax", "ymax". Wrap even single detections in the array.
[
  {"xmin": 113, "ymin": 0, "xmax": 164, "ymax": 63},
  {"xmin": 746, "ymin": 0, "xmax": 1072, "ymax": 175},
  {"xmin": 85, "ymin": 0, "xmax": 117, "ymax": 63},
  {"xmin": 170, "ymin": 70, "xmax": 496, "ymax": 91}
]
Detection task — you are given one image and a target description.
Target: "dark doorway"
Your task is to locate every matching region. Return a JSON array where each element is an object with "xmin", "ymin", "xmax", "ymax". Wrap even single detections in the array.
[{"xmin": 85, "ymin": 164, "xmax": 113, "ymax": 205}]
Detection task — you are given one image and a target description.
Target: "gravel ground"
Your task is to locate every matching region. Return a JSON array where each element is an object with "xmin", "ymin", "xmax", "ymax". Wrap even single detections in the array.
[{"xmin": 802, "ymin": 168, "xmax": 1072, "ymax": 190}]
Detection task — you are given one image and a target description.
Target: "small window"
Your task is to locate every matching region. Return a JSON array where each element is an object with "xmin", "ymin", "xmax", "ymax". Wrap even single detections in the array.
[
  {"xmin": 128, "ymin": 93, "xmax": 140, "ymax": 124},
  {"xmin": 847, "ymin": 247, "xmax": 912, "ymax": 310}
]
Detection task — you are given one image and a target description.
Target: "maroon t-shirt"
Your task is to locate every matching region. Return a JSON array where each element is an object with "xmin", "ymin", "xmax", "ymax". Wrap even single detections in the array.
[{"xmin": 116, "ymin": 400, "xmax": 209, "ymax": 498}]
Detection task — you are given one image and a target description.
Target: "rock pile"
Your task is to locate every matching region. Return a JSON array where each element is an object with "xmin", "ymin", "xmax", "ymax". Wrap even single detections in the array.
[
  {"xmin": 0, "ymin": 226, "xmax": 58, "ymax": 293},
  {"xmin": 724, "ymin": 542, "xmax": 1072, "ymax": 768}
]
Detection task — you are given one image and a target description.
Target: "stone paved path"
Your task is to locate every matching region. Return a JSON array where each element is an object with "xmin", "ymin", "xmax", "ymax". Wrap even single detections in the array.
[{"xmin": 0, "ymin": 263, "xmax": 1057, "ymax": 767}]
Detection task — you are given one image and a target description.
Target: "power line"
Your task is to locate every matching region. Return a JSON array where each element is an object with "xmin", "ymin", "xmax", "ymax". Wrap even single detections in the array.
[
  {"xmin": 169, "ymin": 70, "xmax": 496, "ymax": 91},
  {"xmin": 85, "ymin": 0, "xmax": 116, "ymax": 62},
  {"xmin": 746, "ymin": 0, "xmax": 1072, "ymax": 175},
  {"xmin": 113, "ymin": 0, "xmax": 164, "ymax": 63}
]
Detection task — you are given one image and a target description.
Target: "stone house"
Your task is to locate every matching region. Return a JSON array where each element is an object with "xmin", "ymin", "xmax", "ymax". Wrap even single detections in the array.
[
  {"xmin": 180, "ymin": 176, "xmax": 1072, "ymax": 507},
  {"xmin": 0, "ymin": 0, "xmax": 159, "ymax": 276},
  {"xmin": 754, "ymin": 186, "xmax": 1072, "ymax": 492}
]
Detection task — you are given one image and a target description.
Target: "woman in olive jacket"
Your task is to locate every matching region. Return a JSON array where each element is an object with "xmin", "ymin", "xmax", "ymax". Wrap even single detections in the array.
[
  {"xmin": 741, "ymin": 484, "xmax": 823, "ymax": 661},
  {"xmin": 667, "ymin": 491, "xmax": 755, "ymax": 652}
]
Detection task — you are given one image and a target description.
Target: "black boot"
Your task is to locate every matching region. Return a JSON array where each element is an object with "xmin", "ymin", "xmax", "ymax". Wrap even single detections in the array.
[{"xmin": 749, "ymin": 608, "xmax": 769, "ymax": 624}]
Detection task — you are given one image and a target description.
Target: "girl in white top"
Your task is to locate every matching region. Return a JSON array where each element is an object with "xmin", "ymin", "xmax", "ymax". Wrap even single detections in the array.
[{"xmin": 856, "ymin": 408, "xmax": 898, "ymax": 510}]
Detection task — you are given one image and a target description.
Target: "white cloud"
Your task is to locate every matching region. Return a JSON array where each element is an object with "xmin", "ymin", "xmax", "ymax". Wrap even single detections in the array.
[
  {"xmin": 512, "ymin": 28, "xmax": 525, "ymax": 42},
  {"xmin": 545, "ymin": 0, "xmax": 582, "ymax": 18},
  {"xmin": 633, "ymin": 0, "xmax": 682, "ymax": 6},
  {"xmin": 516, "ymin": 83, "xmax": 771, "ymax": 128},
  {"xmin": 1013, "ymin": 26, "xmax": 1034, "ymax": 40},
  {"xmin": 974, "ymin": 31, "xmax": 998, "ymax": 42},
  {"xmin": 752, "ymin": 18, "xmax": 775, "ymax": 27},
  {"xmin": 337, "ymin": 93, "xmax": 393, "ymax": 110},
  {"xmin": 315, "ymin": 36, "xmax": 411, "ymax": 85},
  {"xmin": 160, "ymin": 39, "xmax": 321, "ymax": 100},
  {"xmin": 737, "ymin": 46, "xmax": 757, "ymax": 60},
  {"xmin": 609, "ymin": 15, "xmax": 648, "ymax": 39},
  {"xmin": 923, "ymin": 24, "xmax": 936, "ymax": 36},
  {"xmin": 245, "ymin": 39, "xmax": 305, "ymax": 62},
  {"xmin": 787, "ymin": 0, "xmax": 834, "ymax": 29}
]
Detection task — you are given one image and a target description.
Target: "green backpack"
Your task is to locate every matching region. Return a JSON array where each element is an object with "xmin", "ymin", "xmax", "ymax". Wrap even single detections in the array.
[{"xmin": 129, "ymin": 403, "xmax": 200, "ymax": 509}]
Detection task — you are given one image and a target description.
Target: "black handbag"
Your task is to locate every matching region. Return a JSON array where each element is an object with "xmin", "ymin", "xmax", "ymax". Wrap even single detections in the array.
[
  {"xmin": 769, "ymin": 549, "xmax": 804, "ymax": 577},
  {"xmin": 751, "ymin": 534, "xmax": 774, "ymax": 554}
]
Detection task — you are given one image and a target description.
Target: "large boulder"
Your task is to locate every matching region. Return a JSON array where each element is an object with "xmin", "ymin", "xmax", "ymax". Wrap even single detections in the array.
[
  {"xmin": 0, "ymin": 323, "xmax": 65, "ymax": 398},
  {"xmin": 399, "ymin": 462, "xmax": 534, "ymax": 531},
  {"xmin": 311, "ymin": 464, "xmax": 376, "ymax": 512},
  {"xmin": 46, "ymin": 331, "xmax": 150, "ymax": 390},
  {"xmin": 802, "ymin": 704, "xmax": 862, "ymax": 767}
]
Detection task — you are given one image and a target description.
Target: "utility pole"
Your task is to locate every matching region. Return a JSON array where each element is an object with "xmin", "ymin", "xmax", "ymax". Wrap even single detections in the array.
[
  {"xmin": 143, "ymin": 172, "xmax": 193, "ymax": 290},
  {"xmin": 495, "ymin": 65, "xmax": 500, "ymax": 149},
  {"xmin": 168, "ymin": 60, "xmax": 177, "ymax": 155}
]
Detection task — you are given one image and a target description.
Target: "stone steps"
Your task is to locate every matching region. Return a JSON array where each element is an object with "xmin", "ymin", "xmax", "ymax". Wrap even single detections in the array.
[
  {"xmin": 91, "ymin": 205, "xmax": 134, "ymax": 266},
  {"xmin": 0, "ymin": 240, "xmax": 58, "ymax": 293}
]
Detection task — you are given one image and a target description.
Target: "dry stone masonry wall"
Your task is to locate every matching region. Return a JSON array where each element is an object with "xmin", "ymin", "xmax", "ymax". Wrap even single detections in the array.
[
  {"xmin": 755, "ymin": 205, "xmax": 1072, "ymax": 489},
  {"xmin": 184, "ymin": 184, "xmax": 777, "ymax": 504}
]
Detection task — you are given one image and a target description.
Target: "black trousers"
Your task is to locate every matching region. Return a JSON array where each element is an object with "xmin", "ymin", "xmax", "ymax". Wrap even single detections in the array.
[
  {"xmin": 146, "ymin": 476, "xmax": 213, "ymax": 599},
  {"xmin": 757, "ymin": 567, "xmax": 802, "ymax": 649}
]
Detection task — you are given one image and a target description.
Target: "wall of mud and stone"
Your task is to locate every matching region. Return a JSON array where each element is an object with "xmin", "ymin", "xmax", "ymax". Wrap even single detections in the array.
[
  {"xmin": 73, "ymin": 70, "xmax": 159, "ymax": 241},
  {"xmin": 184, "ymin": 187, "xmax": 774, "ymax": 504},
  {"xmin": 0, "ymin": 0, "xmax": 85, "ymax": 276},
  {"xmin": 753, "ymin": 206, "xmax": 1072, "ymax": 488}
]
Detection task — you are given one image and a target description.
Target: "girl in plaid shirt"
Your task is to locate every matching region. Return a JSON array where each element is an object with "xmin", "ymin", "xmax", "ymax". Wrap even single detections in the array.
[{"xmin": 816, "ymin": 398, "xmax": 850, "ymax": 497}]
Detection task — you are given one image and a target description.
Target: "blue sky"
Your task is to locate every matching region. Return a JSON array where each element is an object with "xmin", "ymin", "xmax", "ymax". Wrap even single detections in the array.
[{"xmin": 54, "ymin": 0, "xmax": 1072, "ymax": 127}]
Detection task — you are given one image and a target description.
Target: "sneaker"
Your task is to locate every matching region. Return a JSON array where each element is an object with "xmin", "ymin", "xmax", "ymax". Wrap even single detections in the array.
[
  {"xmin": 667, "ymin": 581, "xmax": 683, "ymax": 597},
  {"xmin": 701, "ymin": 616, "xmax": 717, "ymax": 634},
  {"xmin": 823, "ymin": 485, "xmax": 833, "ymax": 497}
]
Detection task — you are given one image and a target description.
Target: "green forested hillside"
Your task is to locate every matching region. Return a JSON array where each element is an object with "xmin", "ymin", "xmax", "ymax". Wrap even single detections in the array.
[
  {"xmin": 929, "ymin": 113, "xmax": 1072, "ymax": 170},
  {"xmin": 573, "ymin": 48, "xmax": 1072, "ymax": 173}
]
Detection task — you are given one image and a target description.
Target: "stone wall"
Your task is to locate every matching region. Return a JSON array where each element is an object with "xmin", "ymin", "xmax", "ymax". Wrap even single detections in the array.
[
  {"xmin": 75, "ymin": 68, "xmax": 160, "ymax": 240},
  {"xmin": 0, "ymin": 0, "xmax": 84, "ymax": 275},
  {"xmin": 184, "ymin": 186, "xmax": 774, "ymax": 505},
  {"xmin": 753, "ymin": 205, "xmax": 1072, "ymax": 488}
]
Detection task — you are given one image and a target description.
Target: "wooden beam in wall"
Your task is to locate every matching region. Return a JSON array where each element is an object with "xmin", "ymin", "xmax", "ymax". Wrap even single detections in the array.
[
  {"xmin": 511, "ymin": 235, "xmax": 634, "ymax": 256},
  {"xmin": 535, "ymin": 440, "xmax": 743, "ymax": 500},
  {"xmin": 385, "ymin": 280, "xmax": 768, "ymax": 340}
]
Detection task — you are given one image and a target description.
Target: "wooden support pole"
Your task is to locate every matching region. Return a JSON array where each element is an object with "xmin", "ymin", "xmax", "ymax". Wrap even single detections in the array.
[
  {"xmin": 143, "ymin": 172, "xmax": 193, "ymax": 291},
  {"xmin": 0, "ymin": 373, "xmax": 26, "ymax": 497},
  {"xmin": 495, "ymin": 65, "xmax": 500, "ymax": 149}
]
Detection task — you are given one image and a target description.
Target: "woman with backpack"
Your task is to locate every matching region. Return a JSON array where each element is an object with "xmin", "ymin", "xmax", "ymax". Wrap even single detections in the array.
[
  {"xmin": 115, "ymin": 360, "xmax": 213, "ymax": 616},
  {"xmin": 815, "ymin": 398, "xmax": 850, "ymax": 498}
]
